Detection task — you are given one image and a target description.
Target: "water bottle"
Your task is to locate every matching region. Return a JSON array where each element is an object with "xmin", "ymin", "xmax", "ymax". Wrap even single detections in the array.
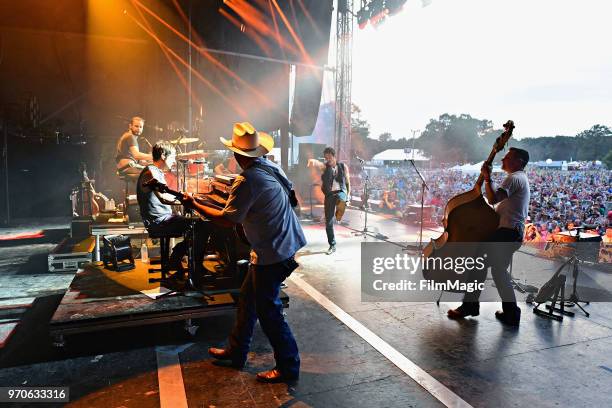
[{"xmin": 141, "ymin": 243, "xmax": 149, "ymax": 263}]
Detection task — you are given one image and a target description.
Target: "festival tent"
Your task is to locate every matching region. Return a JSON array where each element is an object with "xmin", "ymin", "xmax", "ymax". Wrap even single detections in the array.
[
  {"xmin": 370, "ymin": 149, "xmax": 429, "ymax": 166},
  {"xmin": 449, "ymin": 161, "xmax": 502, "ymax": 174},
  {"xmin": 533, "ymin": 159, "xmax": 568, "ymax": 170}
]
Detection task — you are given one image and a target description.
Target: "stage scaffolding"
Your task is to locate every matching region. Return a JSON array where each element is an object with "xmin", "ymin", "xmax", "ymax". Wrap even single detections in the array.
[{"xmin": 334, "ymin": 0, "xmax": 354, "ymax": 163}]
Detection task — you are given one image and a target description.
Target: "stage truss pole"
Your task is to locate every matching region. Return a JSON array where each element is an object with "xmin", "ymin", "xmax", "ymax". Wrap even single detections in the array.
[{"xmin": 334, "ymin": 0, "xmax": 354, "ymax": 163}]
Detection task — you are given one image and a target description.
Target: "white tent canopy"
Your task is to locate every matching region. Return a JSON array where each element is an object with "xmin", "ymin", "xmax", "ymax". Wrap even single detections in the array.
[
  {"xmin": 371, "ymin": 149, "xmax": 429, "ymax": 162},
  {"xmin": 450, "ymin": 161, "xmax": 502, "ymax": 174}
]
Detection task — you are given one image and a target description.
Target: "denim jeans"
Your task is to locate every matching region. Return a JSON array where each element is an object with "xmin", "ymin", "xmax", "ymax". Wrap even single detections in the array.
[
  {"xmin": 146, "ymin": 215, "xmax": 211, "ymax": 277},
  {"xmin": 463, "ymin": 228, "xmax": 522, "ymax": 314},
  {"xmin": 228, "ymin": 257, "xmax": 300, "ymax": 377},
  {"xmin": 324, "ymin": 191, "xmax": 347, "ymax": 246}
]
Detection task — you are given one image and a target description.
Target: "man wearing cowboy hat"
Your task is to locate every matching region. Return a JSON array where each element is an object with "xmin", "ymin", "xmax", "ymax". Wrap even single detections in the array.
[{"xmin": 182, "ymin": 122, "xmax": 306, "ymax": 383}]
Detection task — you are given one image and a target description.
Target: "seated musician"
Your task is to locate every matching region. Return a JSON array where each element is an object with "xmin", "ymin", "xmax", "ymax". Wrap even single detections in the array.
[
  {"xmin": 448, "ymin": 147, "xmax": 530, "ymax": 326},
  {"xmin": 181, "ymin": 122, "xmax": 306, "ymax": 383},
  {"xmin": 136, "ymin": 141, "xmax": 211, "ymax": 284},
  {"xmin": 116, "ymin": 116, "xmax": 153, "ymax": 175}
]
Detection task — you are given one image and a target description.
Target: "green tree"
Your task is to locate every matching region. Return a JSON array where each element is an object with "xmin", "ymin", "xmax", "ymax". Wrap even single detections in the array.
[
  {"xmin": 378, "ymin": 132, "xmax": 392, "ymax": 143},
  {"xmin": 350, "ymin": 103, "xmax": 376, "ymax": 159},
  {"xmin": 417, "ymin": 113, "xmax": 494, "ymax": 164}
]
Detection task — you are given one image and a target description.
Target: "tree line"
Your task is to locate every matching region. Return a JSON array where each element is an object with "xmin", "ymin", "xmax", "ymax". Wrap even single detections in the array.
[{"xmin": 350, "ymin": 106, "xmax": 612, "ymax": 168}]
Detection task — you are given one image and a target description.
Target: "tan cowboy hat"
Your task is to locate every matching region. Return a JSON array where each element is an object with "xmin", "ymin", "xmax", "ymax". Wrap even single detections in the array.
[{"xmin": 219, "ymin": 122, "xmax": 274, "ymax": 157}]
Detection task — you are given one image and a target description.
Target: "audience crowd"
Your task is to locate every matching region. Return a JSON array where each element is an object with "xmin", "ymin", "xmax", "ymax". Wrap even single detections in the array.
[{"xmin": 349, "ymin": 166, "xmax": 612, "ymax": 238}]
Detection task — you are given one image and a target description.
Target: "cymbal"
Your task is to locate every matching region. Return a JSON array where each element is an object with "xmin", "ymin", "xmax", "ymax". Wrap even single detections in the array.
[{"xmin": 170, "ymin": 137, "xmax": 199, "ymax": 144}]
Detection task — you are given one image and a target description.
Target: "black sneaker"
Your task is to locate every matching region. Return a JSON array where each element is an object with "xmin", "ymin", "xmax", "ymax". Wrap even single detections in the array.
[{"xmin": 495, "ymin": 308, "xmax": 521, "ymax": 326}]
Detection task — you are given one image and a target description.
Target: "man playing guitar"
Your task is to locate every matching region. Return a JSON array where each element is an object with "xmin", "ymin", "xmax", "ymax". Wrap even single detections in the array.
[{"xmin": 116, "ymin": 116, "xmax": 153, "ymax": 175}]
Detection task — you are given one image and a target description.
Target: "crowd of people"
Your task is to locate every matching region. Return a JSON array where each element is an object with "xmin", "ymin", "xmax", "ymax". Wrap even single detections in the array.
[{"xmin": 349, "ymin": 166, "xmax": 612, "ymax": 238}]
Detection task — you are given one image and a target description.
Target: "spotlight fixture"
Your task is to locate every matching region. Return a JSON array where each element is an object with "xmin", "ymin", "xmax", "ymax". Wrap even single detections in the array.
[
  {"xmin": 357, "ymin": 0, "xmax": 407, "ymax": 29},
  {"xmin": 368, "ymin": 0, "xmax": 386, "ymax": 26},
  {"xmin": 385, "ymin": 0, "xmax": 408, "ymax": 16},
  {"xmin": 357, "ymin": 8, "xmax": 370, "ymax": 29}
]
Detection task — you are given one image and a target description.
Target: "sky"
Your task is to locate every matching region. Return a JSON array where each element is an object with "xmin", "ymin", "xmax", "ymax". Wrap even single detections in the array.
[{"xmin": 349, "ymin": 0, "xmax": 612, "ymax": 139}]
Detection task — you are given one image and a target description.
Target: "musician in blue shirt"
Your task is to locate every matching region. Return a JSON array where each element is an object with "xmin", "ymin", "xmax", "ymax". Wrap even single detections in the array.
[{"xmin": 182, "ymin": 122, "xmax": 306, "ymax": 383}]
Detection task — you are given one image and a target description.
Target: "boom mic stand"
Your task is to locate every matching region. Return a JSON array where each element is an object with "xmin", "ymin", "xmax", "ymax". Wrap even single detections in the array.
[
  {"xmin": 352, "ymin": 158, "xmax": 371, "ymax": 237},
  {"xmin": 343, "ymin": 160, "xmax": 405, "ymax": 247},
  {"xmin": 405, "ymin": 159, "xmax": 429, "ymax": 251}
]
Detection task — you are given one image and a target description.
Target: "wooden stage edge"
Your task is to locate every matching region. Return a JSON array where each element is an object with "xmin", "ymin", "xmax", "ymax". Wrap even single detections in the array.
[{"xmin": 48, "ymin": 260, "xmax": 288, "ymax": 344}]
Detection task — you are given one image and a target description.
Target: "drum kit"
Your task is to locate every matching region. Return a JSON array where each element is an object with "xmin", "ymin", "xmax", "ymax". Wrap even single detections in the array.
[
  {"xmin": 548, "ymin": 228, "xmax": 602, "ymax": 263},
  {"xmin": 164, "ymin": 128, "xmax": 211, "ymax": 194}
]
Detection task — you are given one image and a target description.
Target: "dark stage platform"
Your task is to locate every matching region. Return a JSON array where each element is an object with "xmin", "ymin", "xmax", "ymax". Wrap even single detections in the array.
[{"xmin": 49, "ymin": 261, "xmax": 288, "ymax": 344}]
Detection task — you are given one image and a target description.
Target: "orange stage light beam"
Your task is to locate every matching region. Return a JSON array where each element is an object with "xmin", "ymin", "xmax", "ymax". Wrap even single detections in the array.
[
  {"xmin": 170, "ymin": 0, "xmax": 234, "ymax": 94},
  {"xmin": 269, "ymin": 0, "xmax": 313, "ymax": 65},
  {"xmin": 125, "ymin": 10, "xmax": 247, "ymax": 117},
  {"xmin": 132, "ymin": 0, "xmax": 272, "ymax": 108},
  {"xmin": 171, "ymin": 0, "xmax": 205, "ymax": 47},
  {"xmin": 223, "ymin": 0, "xmax": 299, "ymax": 55},
  {"xmin": 266, "ymin": 0, "xmax": 287, "ymax": 60},
  {"xmin": 295, "ymin": 0, "xmax": 324, "ymax": 40},
  {"xmin": 132, "ymin": 1, "xmax": 202, "ymax": 109},
  {"xmin": 218, "ymin": 7, "xmax": 273, "ymax": 56}
]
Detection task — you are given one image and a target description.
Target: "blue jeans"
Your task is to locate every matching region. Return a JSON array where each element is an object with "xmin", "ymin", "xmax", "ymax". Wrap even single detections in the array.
[
  {"xmin": 324, "ymin": 191, "xmax": 347, "ymax": 246},
  {"xmin": 228, "ymin": 257, "xmax": 300, "ymax": 377}
]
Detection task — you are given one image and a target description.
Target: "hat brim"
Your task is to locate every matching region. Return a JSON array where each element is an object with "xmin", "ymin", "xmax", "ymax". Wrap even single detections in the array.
[{"xmin": 219, "ymin": 132, "xmax": 274, "ymax": 158}]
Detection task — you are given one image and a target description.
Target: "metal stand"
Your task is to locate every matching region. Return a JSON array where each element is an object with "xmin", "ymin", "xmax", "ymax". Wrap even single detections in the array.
[
  {"xmin": 533, "ymin": 249, "xmax": 590, "ymax": 320},
  {"xmin": 403, "ymin": 159, "xmax": 429, "ymax": 252},
  {"xmin": 562, "ymin": 255, "xmax": 590, "ymax": 317},
  {"xmin": 352, "ymin": 161, "xmax": 371, "ymax": 237},
  {"xmin": 304, "ymin": 183, "xmax": 320, "ymax": 222},
  {"xmin": 534, "ymin": 274, "xmax": 569, "ymax": 321}
]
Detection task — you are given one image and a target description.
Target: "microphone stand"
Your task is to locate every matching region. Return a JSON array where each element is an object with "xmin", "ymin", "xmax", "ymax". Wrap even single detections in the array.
[
  {"xmin": 352, "ymin": 159, "xmax": 370, "ymax": 237},
  {"xmin": 407, "ymin": 159, "xmax": 429, "ymax": 251},
  {"xmin": 341, "ymin": 159, "xmax": 405, "ymax": 248}
]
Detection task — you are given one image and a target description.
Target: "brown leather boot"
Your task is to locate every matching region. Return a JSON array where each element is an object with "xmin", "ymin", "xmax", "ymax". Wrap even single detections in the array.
[{"xmin": 256, "ymin": 368, "xmax": 299, "ymax": 384}]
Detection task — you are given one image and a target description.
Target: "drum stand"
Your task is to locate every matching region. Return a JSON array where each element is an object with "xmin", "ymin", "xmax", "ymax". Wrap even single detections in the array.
[{"xmin": 561, "ymin": 255, "xmax": 590, "ymax": 317}]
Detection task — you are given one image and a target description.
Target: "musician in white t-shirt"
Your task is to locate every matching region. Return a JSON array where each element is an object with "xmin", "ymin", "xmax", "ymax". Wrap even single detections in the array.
[{"xmin": 448, "ymin": 147, "xmax": 530, "ymax": 326}]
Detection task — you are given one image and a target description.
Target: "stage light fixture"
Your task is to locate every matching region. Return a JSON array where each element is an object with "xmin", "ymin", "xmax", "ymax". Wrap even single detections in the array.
[
  {"xmin": 368, "ymin": 0, "xmax": 387, "ymax": 27},
  {"xmin": 385, "ymin": 0, "xmax": 408, "ymax": 16},
  {"xmin": 357, "ymin": 0, "xmax": 408, "ymax": 30},
  {"xmin": 357, "ymin": 8, "xmax": 370, "ymax": 29}
]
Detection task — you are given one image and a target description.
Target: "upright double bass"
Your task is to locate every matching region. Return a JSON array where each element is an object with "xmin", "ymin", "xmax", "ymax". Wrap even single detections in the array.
[{"xmin": 423, "ymin": 120, "xmax": 515, "ymax": 284}]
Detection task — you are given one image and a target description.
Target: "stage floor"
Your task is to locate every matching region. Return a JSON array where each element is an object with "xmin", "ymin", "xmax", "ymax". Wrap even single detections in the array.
[
  {"xmin": 48, "ymin": 260, "xmax": 250, "ymax": 340},
  {"xmin": 0, "ymin": 211, "xmax": 611, "ymax": 407}
]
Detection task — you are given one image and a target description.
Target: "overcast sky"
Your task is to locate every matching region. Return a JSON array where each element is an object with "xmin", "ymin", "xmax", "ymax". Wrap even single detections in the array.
[{"xmin": 350, "ymin": 0, "xmax": 612, "ymax": 139}]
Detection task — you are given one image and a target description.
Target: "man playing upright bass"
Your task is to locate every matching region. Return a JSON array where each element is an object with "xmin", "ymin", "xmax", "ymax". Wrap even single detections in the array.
[{"xmin": 447, "ymin": 147, "xmax": 530, "ymax": 326}]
